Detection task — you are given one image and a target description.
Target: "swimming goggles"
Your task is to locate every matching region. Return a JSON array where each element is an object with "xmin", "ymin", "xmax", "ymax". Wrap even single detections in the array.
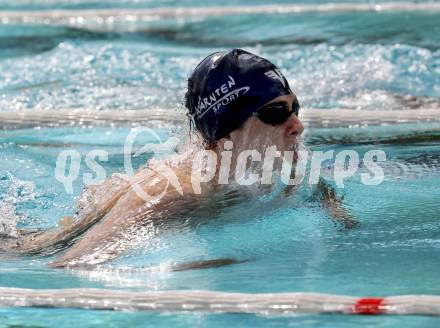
[{"xmin": 255, "ymin": 98, "xmax": 300, "ymax": 126}]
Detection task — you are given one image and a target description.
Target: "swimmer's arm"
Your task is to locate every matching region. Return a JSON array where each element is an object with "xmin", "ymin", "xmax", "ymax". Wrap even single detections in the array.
[
  {"xmin": 317, "ymin": 178, "xmax": 358, "ymax": 229},
  {"xmin": 14, "ymin": 175, "xmax": 132, "ymax": 255},
  {"xmin": 48, "ymin": 168, "xmax": 197, "ymax": 268}
]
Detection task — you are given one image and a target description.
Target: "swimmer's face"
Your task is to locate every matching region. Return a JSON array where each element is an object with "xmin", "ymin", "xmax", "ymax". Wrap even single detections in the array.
[{"xmin": 222, "ymin": 92, "xmax": 304, "ymax": 154}]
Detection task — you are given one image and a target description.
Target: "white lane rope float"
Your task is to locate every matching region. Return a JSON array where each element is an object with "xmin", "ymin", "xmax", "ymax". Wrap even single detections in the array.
[
  {"xmin": 1, "ymin": 108, "xmax": 439, "ymax": 314},
  {"xmin": 0, "ymin": 2, "xmax": 440, "ymax": 26},
  {"xmin": 1, "ymin": 287, "xmax": 440, "ymax": 315},
  {"xmin": 0, "ymin": 108, "xmax": 439, "ymax": 129}
]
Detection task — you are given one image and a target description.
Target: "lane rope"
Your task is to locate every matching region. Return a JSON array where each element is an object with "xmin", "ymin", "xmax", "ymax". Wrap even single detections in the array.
[
  {"xmin": 1, "ymin": 287, "xmax": 440, "ymax": 315},
  {"xmin": 0, "ymin": 108, "xmax": 439, "ymax": 129},
  {"xmin": 1, "ymin": 3, "xmax": 440, "ymax": 26}
]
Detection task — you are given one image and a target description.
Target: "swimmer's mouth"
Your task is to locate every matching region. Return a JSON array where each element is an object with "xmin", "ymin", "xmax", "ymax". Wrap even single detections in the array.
[
  {"xmin": 289, "ymin": 139, "xmax": 302, "ymax": 162},
  {"xmin": 293, "ymin": 148, "xmax": 298, "ymax": 162}
]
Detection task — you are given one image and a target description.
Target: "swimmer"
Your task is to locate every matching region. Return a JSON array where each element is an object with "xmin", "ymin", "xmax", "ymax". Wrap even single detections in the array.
[{"xmin": 2, "ymin": 49, "xmax": 357, "ymax": 269}]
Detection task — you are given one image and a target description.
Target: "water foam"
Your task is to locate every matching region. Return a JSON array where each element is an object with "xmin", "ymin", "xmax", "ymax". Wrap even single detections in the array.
[{"xmin": 0, "ymin": 173, "xmax": 36, "ymax": 238}]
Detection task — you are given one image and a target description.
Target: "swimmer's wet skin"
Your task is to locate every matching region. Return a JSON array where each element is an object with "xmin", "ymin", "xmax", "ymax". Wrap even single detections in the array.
[{"xmin": 4, "ymin": 49, "xmax": 357, "ymax": 270}]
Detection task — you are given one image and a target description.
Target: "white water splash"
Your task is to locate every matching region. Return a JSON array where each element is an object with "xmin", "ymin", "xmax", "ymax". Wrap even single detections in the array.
[{"xmin": 0, "ymin": 173, "xmax": 36, "ymax": 238}]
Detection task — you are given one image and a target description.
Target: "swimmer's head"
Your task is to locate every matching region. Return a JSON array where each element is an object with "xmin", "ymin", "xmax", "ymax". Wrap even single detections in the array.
[{"xmin": 185, "ymin": 49, "xmax": 303, "ymax": 149}]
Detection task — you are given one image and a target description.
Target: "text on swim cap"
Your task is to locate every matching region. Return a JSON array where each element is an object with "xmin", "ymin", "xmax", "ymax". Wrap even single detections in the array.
[{"xmin": 195, "ymin": 75, "xmax": 250, "ymax": 118}]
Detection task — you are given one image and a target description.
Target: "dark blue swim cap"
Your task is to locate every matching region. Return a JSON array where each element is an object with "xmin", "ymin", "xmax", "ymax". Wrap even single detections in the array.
[{"xmin": 185, "ymin": 48, "xmax": 292, "ymax": 145}]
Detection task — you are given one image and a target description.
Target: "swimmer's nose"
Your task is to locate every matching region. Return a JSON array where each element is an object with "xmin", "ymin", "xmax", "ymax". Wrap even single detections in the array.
[{"xmin": 284, "ymin": 114, "xmax": 304, "ymax": 137}]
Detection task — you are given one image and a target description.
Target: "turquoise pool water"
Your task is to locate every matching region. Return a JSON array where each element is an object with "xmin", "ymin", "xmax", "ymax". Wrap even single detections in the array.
[{"xmin": 1, "ymin": 0, "xmax": 440, "ymax": 326}]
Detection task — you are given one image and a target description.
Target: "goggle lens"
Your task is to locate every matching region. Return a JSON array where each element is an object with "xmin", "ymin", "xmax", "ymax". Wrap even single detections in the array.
[{"xmin": 256, "ymin": 99, "xmax": 300, "ymax": 126}]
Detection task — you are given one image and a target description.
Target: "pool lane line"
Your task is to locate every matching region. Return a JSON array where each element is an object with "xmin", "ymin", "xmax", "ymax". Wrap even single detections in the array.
[
  {"xmin": 0, "ymin": 287, "xmax": 440, "ymax": 315},
  {"xmin": 1, "ymin": 2, "xmax": 440, "ymax": 25},
  {"xmin": 0, "ymin": 108, "xmax": 439, "ymax": 129}
]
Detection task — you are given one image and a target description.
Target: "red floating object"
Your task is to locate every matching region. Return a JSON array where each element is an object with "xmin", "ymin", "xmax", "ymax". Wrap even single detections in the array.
[{"xmin": 353, "ymin": 297, "xmax": 385, "ymax": 315}]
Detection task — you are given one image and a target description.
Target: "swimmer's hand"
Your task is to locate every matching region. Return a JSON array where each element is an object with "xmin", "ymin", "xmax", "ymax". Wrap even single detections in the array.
[
  {"xmin": 317, "ymin": 179, "xmax": 359, "ymax": 230},
  {"xmin": 172, "ymin": 258, "xmax": 248, "ymax": 272},
  {"xmin": 58, "ymin": 216, "xmax": 74, "ymax": 228}
]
